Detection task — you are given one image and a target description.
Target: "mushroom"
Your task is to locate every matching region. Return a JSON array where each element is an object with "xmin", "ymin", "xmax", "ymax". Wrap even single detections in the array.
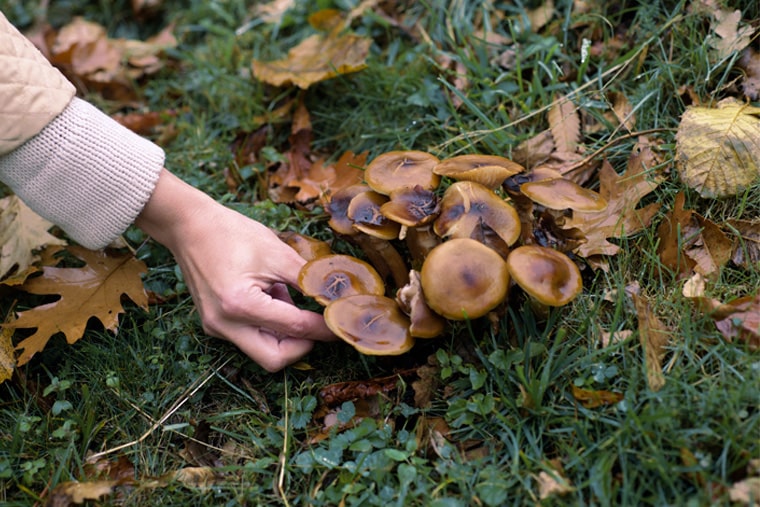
[
  {"xmin": 434, "ymin": 154, "xmax": 525, "ymax": 189},
  {"xmin": 505, "ymin": 245, "xmax": 582, "ymax": 307},
  {"xmin": 278, "ymin": 231, "xmax": 332, "ymax": 261},
  {"xmin": 325, "ymin": 185, "xmax": 408, "ymax": 289},
  {"xmin": 298, "ymin": 254, "xmax": 384, "ymax": 306},
  {"xmin": 364, "ymin": 150, "xmax": 441, "ymax": 195},
  {"xmin": 433, "ymin": 181, "xmax": 521, "ymax": 251},
  {"xmin": 347, "ymin": 189, "xmax": 401, "ymax": 240},
  {"xmin": 396, "ymin": 270, "xmax": 446, "ymax": 338},
  {"xmin": 380, "ymin": 185, "xmax": 441, "ymax": 265},
  {"xmin": 520, "ymin": 177, "xmax": 607, "ymax": 212},
  {"xmin": 420, "ymin": 238, "xmax": 510, "ymax": 320},
  {"xmin": 324, "ymin": 294, "xmax": 415, "ymax": 355}
]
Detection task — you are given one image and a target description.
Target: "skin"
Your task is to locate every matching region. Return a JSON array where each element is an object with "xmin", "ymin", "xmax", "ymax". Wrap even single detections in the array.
[{"xmin": 135, "ymin": 169, "xmax": 335, "ymax": 372}]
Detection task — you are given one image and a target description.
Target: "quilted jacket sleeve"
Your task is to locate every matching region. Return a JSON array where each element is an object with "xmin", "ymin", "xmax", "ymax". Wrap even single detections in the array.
[{"xmin": 0, "ymin": 12, "xmax": 164, "ymax": 249}]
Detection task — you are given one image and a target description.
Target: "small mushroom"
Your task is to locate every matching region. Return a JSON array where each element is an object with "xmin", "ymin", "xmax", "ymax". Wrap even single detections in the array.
[
  {"xmin": 434, "ymin": 180, "xmax": 521, "ymax": 249},
  {"xmin": 365, "ymin": 150, "xmax": 441, "ymax": 195},
  {"xmin": 434, "ymin": 154, "xmax": 525, "ymax": 189},
  {"xmin": 278, "ymin": 231, "xmax": 332, "ymax": 261},
  {"xmin": 505, "ymin": 245, "xmax": 582, "ymax": 306},
  {"xmin": 298, "ymin": 254, "xmax": 384, "ymax": 306},
  {"xmin": 380, "ymin": 185, "xmax": 441, "ymax": 265},
  {"xmin": 326, "ymin": 184, "xmax": 371, "ymax": 235},
  {"xmin": 396, "ymin": 270, "xmax": 446, "ymax": 338},
  {"xmin": 520, "ymin": 178, "xmax": 607, "ymax": 212},
  {"xmin": 347, "ymin": 189, "xmax": 401, "ymax": 240},
  {"xmin": 324, "ymin": 294, "xmax": 414, "ymax": 355},
  {"xmin": 420, "ymin": 238, "xmax": 510, "ymax": 320}
]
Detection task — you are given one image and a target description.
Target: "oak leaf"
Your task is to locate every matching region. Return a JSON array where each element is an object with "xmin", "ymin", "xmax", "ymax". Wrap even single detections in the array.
[
  {"xmin": 676, "ymin": 98, "xmax": 760, "ymax": 198},
  {"xmin": 6, "ymin": 246, "xmax": 148, "ymax": 366},
  {"xmin": 0, "ymin": 196, "xmax": 67, "ymax": 280},
  {"xmin": 548, "ymin": 95, "xmax": 581, "ymax": 154},
  {"xmin": 251, "ymin": 27, "xmax": 371, "ymax": 89},
  {"xmin": 561, "ymin": 143, "xmax": 663, "ymax": 257}
]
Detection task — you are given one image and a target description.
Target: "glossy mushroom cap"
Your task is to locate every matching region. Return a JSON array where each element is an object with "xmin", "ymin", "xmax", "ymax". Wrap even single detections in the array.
[
  {"xmin": 298, "ymin": 254, "xmax": 384, "ymax": 306},
  {"xmin": 506, "ymin": 245, "xmax": 582, "ymax": 306},
  {"xmin": 278, "ymin": 231, "xmax": 332, "ymax": 261},
  {"xmin": 326, "ymin": 184, "xmax": 372, "ymax": 235},
  {"xmin": 420, "ymin": 238, "xmax": 509, "ymax": 320},
  {"xmin": 434, "ymin": 180, "xmax": 521, "ymax": 248},
  {"xmin": 365, "ymin": 150, "xmax": 441, "ymax": 195},
  {"xmin": 347, "ymin": 189, "xmax": 401, "ymax": 240},
  {"xmin": 396, "ymin": 270, "xmax": 446, "ymax": 338},
  {"xmin": 434, "ymin": 154, "xmax": 525, "ymax": 189},
  {"xmin": 324, "ymin": 294, "xmax": 414, "ymax": 355},
  {"xmin": 520, "ymin": 178, "xmax": 607, "ymax": 212},
  {"xmin": 379, "ymin": 185, "xmax": 440, "ymax": 227}
]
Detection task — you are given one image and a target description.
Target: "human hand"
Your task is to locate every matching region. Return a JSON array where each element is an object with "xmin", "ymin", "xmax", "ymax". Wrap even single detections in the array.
[{"xmin": 135, "ymin": 169, "xmax": 335, "ymax": 371}]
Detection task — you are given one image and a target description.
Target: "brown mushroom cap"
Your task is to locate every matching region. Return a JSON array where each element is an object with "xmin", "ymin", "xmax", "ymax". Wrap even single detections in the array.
[
  {"xmin": 379, "ymin": 185, "xmax": 440, "ymax": 227},
  {"xmin": 420, "ymin": 238, "xmax": 509, "ymax": 320},
  {"xmin": 364, "ymin": 150, "xmax": 441, "ymax": 195},
  {"xmin": 324, "ymin": 294, "xmax": 414, "ymax": 355},
  {"xmin": 506, "ymin": 245, "xmax": 582, "ymax": 306},
  {"xmin": 433, "ymin": 180, "xmax": 521, "ymax": 247},
  {"xmin": 327, "ymin": 184, "xmax": 371, "ymax": 235},
  {"xmin": 278, "ymin": 231, "xmax": 332, "ymax": 261},
  {"xmin": 520, "ymin": 178, "xmax": 607, "ymax": 212},
  {"xmin": 396, "ymin": 270, "xmax": 446, "ymax": 338},
  {"xmin": 434, "ymin": 154, "xmax": 525, "ymax": 189},
  {"xmin": 347, "ymin": 189, "xmax": 401, "ymax": 240},
  {"xmin": 298, "ymin": 254, "xmax": 384, "ymax": 306}
]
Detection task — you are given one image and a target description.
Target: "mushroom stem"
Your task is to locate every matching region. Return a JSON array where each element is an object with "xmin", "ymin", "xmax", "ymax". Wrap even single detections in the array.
[
  {"xmin": 353, "ymin": 234, "xmax": 410, "ymax": 289},
  {"xmin": 405, "ymin": 225, "xmax": 440, "ymax": 268}
]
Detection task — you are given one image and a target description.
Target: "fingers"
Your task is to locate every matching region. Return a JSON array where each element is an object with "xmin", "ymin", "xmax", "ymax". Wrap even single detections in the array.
[{"xmin": 226, "ymin": 327, "xmax": 316, "ymax": 372}]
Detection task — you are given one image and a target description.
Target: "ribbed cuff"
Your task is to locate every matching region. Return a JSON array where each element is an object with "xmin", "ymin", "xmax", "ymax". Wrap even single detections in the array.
[{"xmin": 0, "ymin": 97, "xmax": 165, "ymax": 249}]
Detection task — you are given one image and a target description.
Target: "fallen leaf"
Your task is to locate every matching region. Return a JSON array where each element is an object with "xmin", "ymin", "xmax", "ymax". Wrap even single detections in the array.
[
  {"xmin": 512, "ymin": 130, "xmax": 555, "ymax": 169},
  {"xmin": 739, "ymin": 47, "xmax": 760, "ymax": 100},
  {"xmin": 6, "ymin": 246, "xmax": 148, "ymax": 366},
  {"xmin": 535, "ymin": 469, "xmax": 574, "ymax": 500},
  {"xmin": 548, "ymin": 94, "xmax": 581, "ymax": 154},
  {"xmin": 571, "ymin": 385, "xmax": 623, "ymax": 408},
  {"xmin": 711, "ymin": 293, "xmax": 760, "ymax": 351},
  {"xmin": 254, "ymin": 0, "xmax": 296, "ymax": 24},
  {"xmin": 172, "ymin": 467, "xmax": 219, "ymax": 490},
  {"xmin": 47, "ymin": 480, "xmax": 117, "ymax": 506},
  {"xmin": 0, "ymin": 195, "xmax": 67, "ymax": 280},
  {"xmin": 656, "ymin": 192, "xmax": 733, "ymax": 278},
  {"xmin": 599, "ymin": 329, "xmax": 634, "ymax": 348},
  {"xmin": 729, "ymin": 478, "xmax": 760, "ymax": 506},
  {"xmin": 676, "ymin": 98, "xmax": 760, "ymax": 198},
  {"xmin": 561, "ymin": 141, "xmax": 663, "ymax": 257},
  {"xmin": 632, "ymin": 293, "xmax": 673, "ymax": 391},
  {"xmin": 706, "ymin": 6, "xmax": 754, "ymax": 60},
  {"xmin": 251, "ymin": 26, "xmax": 371, "ymax": 89},
  {"xmin": 0, "ymin": 313, "xmax": 14, "ymax": 384},
  {"xmin": 726, "ymin": 218, "xmax": 760, "ymax": 269}
]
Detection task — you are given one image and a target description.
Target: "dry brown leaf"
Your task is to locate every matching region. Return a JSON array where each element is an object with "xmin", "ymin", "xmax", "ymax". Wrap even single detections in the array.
[
  {"xmin": 739, "ymin": 47, "xmax": 760, "ymax": 100},
  {"xmin": 0, "ymin": 196, "xmax": 67, "ymax": 280},
  {"xmin": 706, "ymin": 6, "xmax": 754, "ymax": 60},
  {"xmin": 726, "ymin": 218, "xmax": 760, "ymax": 269},
  {"xmin": 676, "ymin": 98, "xmax": 760, "ymax": 198},
  {"xmin": 548, "ymin": 95, "xmax": 581, "ymax": 154},
  {"xmin": 571, "ymin": 385, "xmax": 623, "ymax": 408},
  {"xmin": 0, "ymin": 313, "xmax": 14, "ymax": 384},
  {"xmin": 6, "ymin": 246, "xmax": 148, "ymax": 366},
  {"xmin": 47, "ymin": 480, "xmax": 117, "ymax": 506},
  {"xmin": 172, "ymin": 467, "xmax": 220, "ymax": 490},
  {"xmin": 254, "ymin": 0, "xmax": 296, "ymax": 24},
  {"xmin": 251, "ymin": 27, "xmax": 371, "ymax": 89},
  {"xmin": 632, "ymin": 293, "xmax": 672, "ymax": 391},
  {"xmin": 561, "ymin": 144, "xmax": 663, "ymax": 257},
  {"xmin": 535, "ymin": 469, "xmax": 574, "ymax": 500},
  {"xmin": 512, "ymin": 130, "xmax": 555, "ymax": 169}
]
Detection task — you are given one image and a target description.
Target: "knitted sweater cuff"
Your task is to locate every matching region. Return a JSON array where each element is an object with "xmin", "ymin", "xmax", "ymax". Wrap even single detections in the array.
[{"xmin": 0, "ymin": 97, "xmax": 164, "ymax": 249}]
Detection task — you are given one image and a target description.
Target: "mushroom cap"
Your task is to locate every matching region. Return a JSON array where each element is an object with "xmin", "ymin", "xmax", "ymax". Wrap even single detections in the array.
[
  {"xmin": 434, "ymin": 154, "xmax": 525, "ymax": 189},
  {"xmin": 520, "ymin": 178, "xmax": 607, "ymax": 211},
  {"xmin": 379, "ymin": 185, "xmax": 440, "ymax": 227},
  {"xmin": 324, "ymin": 294, "xmax": 414, "ymax": 355},
  {"xmin": 365, "ymin": 150, "xmax": 441, "ymax": 195},
  {"xmin": 347, "ymin": 189, "xmax": 401, "ymax": 240},
  {"xmin": 327, "ymin": 184, "xmax": 371, "ymax": 235},
  {"xmin": 420, "ymin": 238, "xmax": 509, "ymax": 320},
  {"xmin": 298, "ymin": 254, "xmax": 384, "ymax": 306},
  {"xmin": 278, "ymin": 231, "xmax": 332, "ymax": 261},
  {"xmin": 506, "ymin": 245, "xmax": 582, "ymax": 306},
  {"xmin": 396, "ymin": 270, "xmax": 446, "ymax": 338},
  {"xmin": 433, "ymin": 181, "xmax": 521, "ymax": 247}
]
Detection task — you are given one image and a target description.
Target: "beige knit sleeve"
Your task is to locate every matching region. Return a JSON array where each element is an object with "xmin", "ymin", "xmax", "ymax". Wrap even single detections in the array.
[{"xmin": 0, "ymin": 97, "xmax": 164, "ymax": 249}]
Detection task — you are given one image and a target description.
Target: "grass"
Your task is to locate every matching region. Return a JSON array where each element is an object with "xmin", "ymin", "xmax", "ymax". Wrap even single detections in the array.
[{"xmin": 1, "ymin": 0, "xmax": 759, "ymax": 505}]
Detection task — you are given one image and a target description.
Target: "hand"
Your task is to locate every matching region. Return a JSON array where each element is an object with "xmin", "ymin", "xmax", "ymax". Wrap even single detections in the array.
[{"xmin": 135, "ymin": 169, "xmax": 335, "ymax": 371}]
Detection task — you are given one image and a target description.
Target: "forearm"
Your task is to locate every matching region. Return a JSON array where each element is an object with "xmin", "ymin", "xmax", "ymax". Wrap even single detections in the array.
[{"xmin": 0, "ymin": 97, "xmax": 164, "ymax": 249}]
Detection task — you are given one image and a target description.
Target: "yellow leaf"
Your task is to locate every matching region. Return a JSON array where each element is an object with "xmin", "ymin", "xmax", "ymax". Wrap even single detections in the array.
[
  {"xmin": 48, "ymin": 479, "xmax": 117, "ymax": 505},
  {"xmin": 0, "ymin": 314, "xmax": 14, "ymax": 384},
  {"xmin": 676, "ymin": 98, "xmax": 760, "ymax": 198},
  {"xmin": 0, "ymin": 195, "xmax": 67, "ymax": 280},
  {"xmin": 252, "ymin": 28, "xmax": 371, "ymax": 89}
]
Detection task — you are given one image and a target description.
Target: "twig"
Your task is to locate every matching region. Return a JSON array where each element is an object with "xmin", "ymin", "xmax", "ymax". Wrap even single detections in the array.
[
  {"xmin": 276, "ymin": 371, "xmax": 291, "ymax": 507},
  {"xmin": 88, "ymin": 356, "xmax": 232, "ymax": 460}
]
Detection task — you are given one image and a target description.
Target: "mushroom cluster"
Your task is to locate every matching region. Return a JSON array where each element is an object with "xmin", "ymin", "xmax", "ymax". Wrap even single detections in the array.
[{"xmin": 298, "ymin": 150, "xmax": 604, "ymax": 355}]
